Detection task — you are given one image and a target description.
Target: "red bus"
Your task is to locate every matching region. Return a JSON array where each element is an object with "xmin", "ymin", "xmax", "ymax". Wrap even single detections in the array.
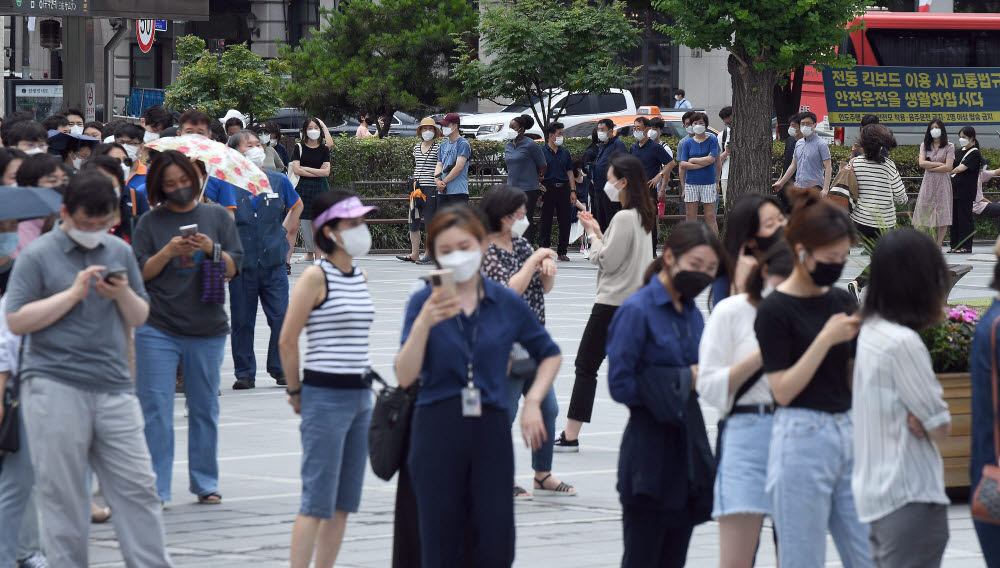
[{"xmin": 799, "ymin": 11, "xmax": 1000, "ymax": 147}]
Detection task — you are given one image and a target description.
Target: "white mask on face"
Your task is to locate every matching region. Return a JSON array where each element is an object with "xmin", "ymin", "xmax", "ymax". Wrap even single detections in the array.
[
  {"xmin": 244, "ymin": 146, "xmax": 266, "ymax": 167},
  {"xmin": 67, "ymin": 226, "xmax": 105, "ymax": 249},
  {"xmin": 634, "ymin": 129, "xmax": 645, "ymax": 141},
  {"xmin": 144, "ymin": 130, "xmax": 160, "ymax": 144},
  {"xmin": 421, "ymin": 130, "xmax": 435, "ymax": 142},
  {"xmin": 123, "ymin": 144, "xmax": 139, "ymax": 161},
  {"xmin": 684, "ymin": 125, "xmax": 694, "ymax": 135},
  {"xmin": 597, "ymin": 130, "xmax": 609, "ymax": 142},
  {"xmin": 510, "ymin": 215, "xmax": 530, "ymax": 238},
  {"xmin": 23, "ymin": 147, "xmax": 45, "ymax": 156},
  {"xmin": 70, "ymin": 125, "xmax": 84, "ymax": 136},
  {"xmin": 442, "ymin": 126, "xmax": 454, "ymax": 137},
  {"xmin": 334, "ymin": 223, "xmax": 372, "ymax": 258},
  {"xmin": 800, "ymin": 126, "xmax": 814, "ymax": 137},
  {"xmin": 604, "ymin": 181, "xmax": 621, "ymax": 203},
  {"xmin": 259, "ymin": 134, "xmax": 271, "ymax": 146},
  {"xmin": 554, "ymin": 136, "xmax": 564, "ymax": 146},
  {"xmin": 788, "ymin": 126, "xmax": 798, "ymax": 137},
  {"xmin": 438, "ymin": 249, "xmax": 482, "ymax": 283},
  {"xmin": 692, "ymin": 124, "xmax": 706, "ymax": 135},
  {"xmin": 648, "ymin": 130, "xmax": 660, "ymax": 141},
  {"xmin": 72, "ymin": 156, "xmax": 84, "ymax": 170},
  {"xmin": 930, "ymin": 127, "xmax": 942, "ymax": 139},
  {"xmin": 306, "ymin": 129, "xmax": 321, "ymax": 140},
  {"xmin": 959, "ymin": 137, "xmax": 970, "ymax": 147},
  {"xmin": 506, "ymin": 129, "xmax": 519, "ymax": 141}
]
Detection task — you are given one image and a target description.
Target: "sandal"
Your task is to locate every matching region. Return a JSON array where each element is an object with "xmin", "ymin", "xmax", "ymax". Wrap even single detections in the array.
[
  {"xmin": 197, "ymin": 492, "xmax": 222, "ymax": 505},
  {"xmin": 90, "ymin": 502, "xmax": 112, "ymax": 523},
  {"xmin": 533, "ymin": 474, "xmax": 578, "ymax": 497},
  {"xmin": 949, "ymin": 248, "xmax": 972, "ymax": 254},
  {"xmin": 513, "ymin": 485, "xmax": 533, "ymax": 500}
]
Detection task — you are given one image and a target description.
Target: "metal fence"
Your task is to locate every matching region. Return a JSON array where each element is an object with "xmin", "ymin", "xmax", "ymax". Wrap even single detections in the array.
[{"xmin": 126, "ymin": 88, "xmax": 166, "ymax": 118}]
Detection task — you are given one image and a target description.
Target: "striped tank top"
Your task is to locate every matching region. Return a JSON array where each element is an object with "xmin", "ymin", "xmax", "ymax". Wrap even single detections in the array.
[{"xmin": 304, "ymin": 259, "xmax": 375, "ymax": 374}]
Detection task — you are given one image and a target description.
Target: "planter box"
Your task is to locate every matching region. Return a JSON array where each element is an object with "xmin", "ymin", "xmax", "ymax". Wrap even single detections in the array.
[{"xmin": 937, "ymin": 372, "xmax": 971, "ymax": 489}]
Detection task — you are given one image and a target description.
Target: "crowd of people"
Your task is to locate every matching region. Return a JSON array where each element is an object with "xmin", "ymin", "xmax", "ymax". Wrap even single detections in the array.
[{"xmin": 1, "ymin": 100, "xmax": 1000, "ymax": 568}]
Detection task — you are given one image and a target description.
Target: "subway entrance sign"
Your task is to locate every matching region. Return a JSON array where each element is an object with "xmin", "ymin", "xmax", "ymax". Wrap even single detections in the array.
[
  {"xmin": 0, "ymin": 0, "xmax": 206, "ymax": 19},
  {"xmin": 822, "ymin": 65, "xmax": 1000, "ymax": 126}
]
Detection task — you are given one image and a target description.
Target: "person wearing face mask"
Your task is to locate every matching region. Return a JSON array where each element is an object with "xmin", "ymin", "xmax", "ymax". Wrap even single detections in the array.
[
  {"xmin": 556, "ymin": 155, "xmax": 655, "ymax": 452},
  {"xmin": 713, "ymin": 193, "xmax": 786, "ymax": 309},
  {"xmin": 399, "ymin": 117, "xmax": 442, "ymax": 264},
  {"xmin": 502, "ymin": 114, "xmax": 546, "ymax": 245},
  {"xmin": 912, "ymin": 119, "xmax": 955, "ymax": 249},
  {"xmin": 293, "ymin": 117, "xmax": 332, "ymax": 263},
  {"xmin": 5, "ymin": 172, "xmax": 173, "ymax": 568},
  {"xmin": 592, "ymin": 118, "xmax": 627, "ymax": 231},
  {"xmin": 255, "ymin": 123, "xmax": 285, "ymax": 173},
  {"xmin": 606, "ymin": 221, "xmax": 723, "ymax": 567},
  {"xmin": 131, "ymin": 150, "xmax": 244, "ymax": 506},
  {"xmin": 79, "ymin": 156, "xmax": 133, "ymax": 241},
  {"xmin": 648, "ymin": 117, "xmax": 676, "ymax": 202},
  {"xmin": 673, "ymin": 88, "xmax": 692, "ymax": 109},
  {"xmin": 6, "ymin": 121, "xmax": 49, "ymax": 156},
  {"xmin": 116, "ymin": 123, "xmax": 149, "ymax": 196},
  {"xmin": 754, "ymin": 189, "xmax": 872, "ymax": 567},
  {"xmin": 434, "ymin": 113, "xmax": 473, "ymax": 209},
  {"xmin": 716, "ymin": 106, "xmax": 734, "ymax": 205},
  {"xmin": 480, "ymin": 185, "xmax": 576, "ymax": 500},
  {"xmin": 42, "ymin": 113, "xmax": 72, "ymax": 134},
  {"xmin": 140, "ymin": 105, "xmax": 173, "ymax": 144},
  {"xmin": 226, "ymin": 130, "xmax": 303, "ymax": 390},
  {"xmin": 395, "ymin": 205, "xmax": 562, "ymax": 567},
  {"xmin": 64, "ymin": 108, "xmax": 85, "ymax": 135},
  {"xmin": 12, "ymin": 153, "xmax": 70, "ymax": 259},
  {"xmin": 947, "ymin": 125, "xmax": 981, "ymax": 255},
  {"xmin": 772, "ymin": 111, "xmax": 833, "ymax": 198},
  {"xmin": 698, "ymin": 241, "xmax": 794, "ymax": 568},
  {"xmin": 538, "ymin": 121, "xmax": 575, "ymax": 261},
  {"xmin": 93, "ymin": 142, "xmax": 151, "ymax": 239},
  {"xmin": 630, "ymin": 116, "xmax": 674, "ymax": 256},
  {"xmin": 678, "ymin": 112, "xmax": 721, "ymax": 236},
  {"xmin": 783, "ymin": 113, "xmax": 802, "ymax": 174},
  {"xmin": 277, "ymin": 189, "xmax": 377, "ymax": 568}
]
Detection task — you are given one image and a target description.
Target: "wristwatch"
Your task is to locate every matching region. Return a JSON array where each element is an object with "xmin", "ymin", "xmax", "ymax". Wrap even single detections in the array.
[{"xmin": 286, "ymin": 387, "xmax": 302, "ymax": 396}]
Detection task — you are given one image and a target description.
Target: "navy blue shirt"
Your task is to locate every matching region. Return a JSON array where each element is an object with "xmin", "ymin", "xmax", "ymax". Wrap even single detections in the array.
[
  {"xmin": 505, "ymin": 139, "xmax": 546, "ymax": 191},
  {"xmin": 630, "ymin": 139, "xmax": 674, "ymax": 181},
  {"xmin": 593, "ymin": 136, "xmax": 627, "ymax": 191},
  {"xmin": 971, "ymin": 299, "xmax": 1000, "ymax": 493},
  {"xmin": 401, "ymin": 276, "xmax": 561, "ymax": 410},
  {"xmin": 541, "ymin": 144, "xmax": 573, "ymax": 183},
  {"xmin": 607, "ymin": 276, "xmax": 704, "ymax": 408}
]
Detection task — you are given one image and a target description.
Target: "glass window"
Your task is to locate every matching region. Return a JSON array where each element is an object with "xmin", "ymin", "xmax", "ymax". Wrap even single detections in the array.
[
  {"xmin": 596, "ymin": 93, "xmax": 628, "ymax": 114},
  {"xmin": 866, "ymin": 29, "xmax": 1000, "ymax": 67},
  {"xmin": 561, "ymin": 94, "xmax": 598, "ymax": 116},
  {"xmin": 564, "ymin": 121, "xmax": 598, "ymax": 138}
]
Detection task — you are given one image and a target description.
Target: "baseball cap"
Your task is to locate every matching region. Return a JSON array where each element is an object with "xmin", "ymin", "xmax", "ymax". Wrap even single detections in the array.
[{"xmin": 437, "ymin": 113, "xmax": 461, "ymax": 126}]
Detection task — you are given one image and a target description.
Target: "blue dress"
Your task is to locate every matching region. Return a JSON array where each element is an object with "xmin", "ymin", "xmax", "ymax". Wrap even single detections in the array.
[{"xmin": 970, "ymin": 298, "xmax": 1000, "ymax": 563}]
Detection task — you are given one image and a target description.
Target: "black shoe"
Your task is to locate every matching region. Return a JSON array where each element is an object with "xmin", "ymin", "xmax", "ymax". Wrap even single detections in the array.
[
  {"xmin": 286, "ymin": 262, "xmax": 292, "ymax": 275},
  {"xmin": 415, "ymin": 256, "xmax": 433, "ymax": 265},
  {"xmin": 232, "ymin": 377, "xmax": 255, "ymax": 390},
  {"xmin": 557, "ymin": 255, "xmax": 571, "ymax": 262},
  {"xmin": 396, "ymin": 254, "xmax": 416, "ymax": 262},
  {"xmin": 270, "ymin": 372, "xmax": 287, "ymax": 386},
  {"xmin": 553, "ymin": 431, "xmax": 579, "ymax": 453}
]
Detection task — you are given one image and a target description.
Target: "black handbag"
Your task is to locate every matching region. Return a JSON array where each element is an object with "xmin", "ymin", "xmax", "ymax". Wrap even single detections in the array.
[
  {"xmin": 0, "ymin": 339, "xmax": 25, "ymax": 456},
  {"xmin": 368, "ymin": 371, "xmax": 420, "ymax": 482}
]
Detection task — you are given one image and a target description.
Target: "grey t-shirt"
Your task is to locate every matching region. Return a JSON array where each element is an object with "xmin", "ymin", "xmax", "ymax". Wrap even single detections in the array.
[
  {"xmin": 131, "ymin": 203, "xmax": 244, "ymax": 337},
  {"xmin": 4, "ymin": 228, "xmax": 148, "ymax": 392}
]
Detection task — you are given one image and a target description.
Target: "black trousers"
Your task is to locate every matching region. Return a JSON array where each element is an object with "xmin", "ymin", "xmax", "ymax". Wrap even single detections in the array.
[
  {"xmin": 593, "ymin": 182, "xmax": 621, "ymax": 233},
  {"xmin": 952, "ymin": 180, "xmax": 977, "ymax": 251},
  {"xmin": 439, "ymin": 192, "xmax": 470, "ymax": 208},
  {"xmin": 980, "ymin": 202, "xmax": 1000, "ymax": 233},
  {"xmin": 521, "ymin": 189, "xmax": 541, "ymax": 246},
  {"xmin": 621, "ymin": 507, "xmax": 694, "ymax": 568},
  {"xmin": 567, "ymin": 303, "xmax": 619, "ymax": 423},
  {"xmin": 539, "ymin": 182, "xmax": 572, "ymax": 255},
  {"xmin": 854, "ymin": 222, "xmax": 884, "ymax": 290},
  {"xmin": 421, "ymin": 184, "xmax": 439, "ymax": 230}
]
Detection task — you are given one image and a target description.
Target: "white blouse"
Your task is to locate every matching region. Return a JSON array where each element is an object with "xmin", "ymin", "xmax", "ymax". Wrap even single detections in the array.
[{"xmin": 697, "ymin": 293, "xmax": 772, "ymax": 412}]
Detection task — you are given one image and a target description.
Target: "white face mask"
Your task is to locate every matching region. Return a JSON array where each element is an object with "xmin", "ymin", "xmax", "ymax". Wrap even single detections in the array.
[
  {"xmin": 930, "ymin": 127, "xmax": 942, "ymax": 139},
  {"xmin": 788, "ymin": 126, "xmax": 798, "ymax": 137},
  {"xmin": 506, "ymin": 129, "xmax": 519, "ymax": 140},
  {"xmin": 334, "ymin": 223, "xmax": 372, "ymax": 258},
  {"xmin": 597, "ymin": 130, "xmax": 609, "ymax": 142},
  {"xmin": 959, "ymin": 137, "xmax": 969, "ymax": 147},
  {"xmin": 144, "ymin": 130, "xmax": 160, "ymax": 144},
  {"xmin": 123, "ymin": 144, "xmax": 139, "ymax": 161},
  {"xmin": 244, "ymin": 146, "xmax": 266, "ymax": 168},
  {"xmin": 437, "ymin": 249, "xmax": 482, "ymax": 283},
  {"xmin": 70, "ymin": 125, "xmax": 84, "ymax": 136},
  {"xmin": 648, "ymin": 130, "xmax": 660, "ymax": 141},
  {"xmin": 684, "ymin": 125, "xmax": 694, "ymax": 135},
  {"xmin": 259, "ymin": 134, "xmax": 271, "ymax": 146},
  {"xmin": 23, "ymin": 147, "xmax": 45, "ymax": 156},
  {"xmin": 72, "ymin": 156, "xmax": 84, "ymax": 170},
  {"xmin": 421, "ymin": 130, "xmax": 435, "ymax": 142},
  {"xmin": 554, "ymin": 136, "xmax": 564, "ymax": 146},
  {"xmin": 800, "ymin": 126, "xmax": 814, "ymax": 137},
  {"xmin": 306, "ymin": 129, "xmax": 321, "ymax": 140},
  {"xmin": 634, "ymin": 129, "xmax": 645, "ymax": 141},
  {"xmin": 510, "ymin": 215, "xmax": 529, "ymax": 238},
  {"xmin": 67, "ymin": 226, "xmax": 105, "ymax": 249},
  {"xmin": 604, "ymin": 181, "xmax": 621, "ymax": 203},
  {"xmin": 692, "ymin": 124, "xmax": 707, "ymax": 135},
  {"xmin": 442, "ymin": 126, "xmax": 454, "ymax": 137}
]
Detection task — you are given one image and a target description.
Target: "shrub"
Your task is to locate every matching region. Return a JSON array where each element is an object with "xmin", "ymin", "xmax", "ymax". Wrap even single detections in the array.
[{"xmin": 920, "ymin": 305, "xmax": 981, "ymax": 373}]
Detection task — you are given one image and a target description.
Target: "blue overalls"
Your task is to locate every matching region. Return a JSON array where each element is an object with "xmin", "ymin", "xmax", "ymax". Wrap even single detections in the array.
[{"xmin": 228, "ymin": 170, "xmax": 290, "ymax": 381}]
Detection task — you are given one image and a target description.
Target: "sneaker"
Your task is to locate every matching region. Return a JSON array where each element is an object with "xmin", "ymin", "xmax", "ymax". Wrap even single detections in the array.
[
  {"xmin": 18, "ymin": 554, "xmax": 49, "ymax": 568},
  {"xmin": 396, "ymin": 254, "xmax": 416, "ymax": 262},
  {"xmin": 270, "ymin": 372, "xmax": 287, "ymax": 386},
  {"xmin": 847, "ymin": 280, "xmax": 860, "ymax": 303},
  {"xmin": 232, "ymin": 377, "xmax": 255, "ymax": 390},
  {"xmin": 553, "ymin": 431, "xmax": 579, "ymax": 453},
  {"xmin": 415, "ymin": 256, "xmax": 434, "ymax": 265}
]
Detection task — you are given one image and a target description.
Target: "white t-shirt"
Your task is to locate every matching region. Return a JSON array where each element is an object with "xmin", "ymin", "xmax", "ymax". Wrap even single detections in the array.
[
  {"xmin": 720, "ymin": 127, "xmax": 732, "ymax": 180},
  {"xmin": 696, "ymin": 293, "xmax": 772, "ymax": 412}
]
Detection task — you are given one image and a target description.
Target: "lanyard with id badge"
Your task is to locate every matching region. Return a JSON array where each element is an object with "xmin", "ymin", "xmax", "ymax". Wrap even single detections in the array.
[{"xmin": 455, "ymin": 303, "xmax": 482, "ymax": 418}]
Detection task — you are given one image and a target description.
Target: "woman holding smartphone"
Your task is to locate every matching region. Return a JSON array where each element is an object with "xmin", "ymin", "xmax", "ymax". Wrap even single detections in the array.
[
  {"xmin": 131, "ymin": 150, "xmax": 244, "ymax": 506},
  {"xmin": 395, "ymin": 205, "xmax": 562, "ymax": 567}
]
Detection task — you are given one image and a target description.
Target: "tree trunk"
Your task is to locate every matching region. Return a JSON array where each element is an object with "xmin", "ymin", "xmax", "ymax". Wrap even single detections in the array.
[
  {"xmin": 378, "ymin": 109, "xmax": 394, "ymax": 138},
  {"xmin": 773, "ymin": 66, "xmax": 804, "ymax": 140},
  {"xmin": 727, "ymin": 52, "xmax": 778, "ymax": 210}
]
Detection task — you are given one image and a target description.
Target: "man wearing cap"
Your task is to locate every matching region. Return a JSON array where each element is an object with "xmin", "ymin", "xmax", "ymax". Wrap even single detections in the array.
[
  {"xmin": 400, "ymin": 118, "xmax": 441, "ymax": 264},
  {"xmin": 433, "ymin": 113, "xmax": 472, "ymax": 208}
]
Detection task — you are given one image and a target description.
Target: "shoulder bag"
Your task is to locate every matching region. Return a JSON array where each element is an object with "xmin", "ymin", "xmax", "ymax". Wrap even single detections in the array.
[
  {"xmin": 714, "ymin": 368, "xmax": 766, "ymax": 463},
  {"xmin": 828, "ymin": 159, "xmax": 859, "ymax": 214},
  {"xmin": 972, "ymin": 314, "xmax": 1000, "ymax": 524},
  {"xmin": 368, "ymin": 370, "xmax": 420, "ymax": 482},
  {"xmin": 952, "ymin": 147, "xmax": 979, "ymax": 179},
  {"xmin": 0, "ymin": 339, "xmax": 26, "ymax": 455},
  {"xmin": 201, "ymin": 243, "xmax": 226, "ymax": 304}
]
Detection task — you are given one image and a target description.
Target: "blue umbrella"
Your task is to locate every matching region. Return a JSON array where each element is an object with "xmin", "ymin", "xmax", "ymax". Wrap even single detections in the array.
[{"xmin": 0, "ymin": 186, "xmax": 63, "ymax": 221}]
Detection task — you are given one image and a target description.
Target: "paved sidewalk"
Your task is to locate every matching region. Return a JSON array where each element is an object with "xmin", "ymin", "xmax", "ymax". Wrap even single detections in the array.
[{"xmin": 87, "ymin": 248, "xmax": 994, "ymax": 567}]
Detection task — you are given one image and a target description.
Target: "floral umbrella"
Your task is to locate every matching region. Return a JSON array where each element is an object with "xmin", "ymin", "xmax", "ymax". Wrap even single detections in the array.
[{"xmin": 144, "ymin": 134, "xmax": 272, "ymax": 195}]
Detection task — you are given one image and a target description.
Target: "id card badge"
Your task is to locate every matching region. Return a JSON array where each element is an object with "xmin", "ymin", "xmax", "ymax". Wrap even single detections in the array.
[{"xmin": 461, "ymin": 383, "xmax": 482, "ymax": 418}]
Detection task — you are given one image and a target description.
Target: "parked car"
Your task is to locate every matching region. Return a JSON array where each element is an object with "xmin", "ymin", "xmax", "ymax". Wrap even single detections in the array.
[
  {"xmin": 564, "ymin": 111, "xmax": 721, "ymax": 141},
  {"xmin": 460, "ymin": 89, "xmax": 638, "ymax": 141},
  {"xmin": 328, "ymin": 111, "xmax": 422, "ymax": 138}
]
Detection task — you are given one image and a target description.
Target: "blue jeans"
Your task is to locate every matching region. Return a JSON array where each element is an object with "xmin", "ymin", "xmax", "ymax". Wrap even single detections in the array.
[
  {"xmin": 135, "ymin": 325, "xmax": 227, "ymax": 502},
  {"xmin": 506, "ymin": 375, "xmax": 557, "ymax": 473},
  {"xmin": 0, "ymin": 412, "xmax": 40, "ymax": 565},
  {"xmin": 228, "ymin": 264, "xmax": 288, "ymax": 380},
  {"xmin": 767, "ymin": 407, "xmax": 873, "ymax": 568}
]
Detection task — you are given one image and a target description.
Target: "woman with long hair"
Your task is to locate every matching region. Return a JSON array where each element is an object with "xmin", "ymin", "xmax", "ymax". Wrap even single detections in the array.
[
  {"xmin": 711, "ymin": 193, "xmax": 785, "ymax": 308},
  {"xmin": 948, "ymin": 125, "xmax": 982, "ymax": 253},
  {"xmin": 555, "ymin": 154, "xmax": 655, "ymax": 452},
  {"xmin": 292, "ymin": 117, "xmax": 332, "ymax": 262},
  {"xmin": 912, "ymin": 119, "xmax": 954, "ymax": 248}
]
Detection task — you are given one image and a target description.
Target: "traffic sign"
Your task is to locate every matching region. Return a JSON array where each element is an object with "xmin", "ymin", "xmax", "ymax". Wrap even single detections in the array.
[
  {"xmin": 136, "ymin": 19, "xmax": 155, "ymax": 54},
  {"xmin": 154, "ymin": 20, "xmax": 167, "ymax": 32},
  {"xmin": 84, "ymin": 83, "xmax": 96, "ymax": 122}
]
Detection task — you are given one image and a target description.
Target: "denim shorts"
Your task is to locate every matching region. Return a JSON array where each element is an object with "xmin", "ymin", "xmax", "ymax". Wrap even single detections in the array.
[
  {"xmin": 712, "ymin": 412, "xmax": 773, "ymax": 518},
  {"xmin": 299, "ymin": 385, "xmax": 373, "ymax": 518}
]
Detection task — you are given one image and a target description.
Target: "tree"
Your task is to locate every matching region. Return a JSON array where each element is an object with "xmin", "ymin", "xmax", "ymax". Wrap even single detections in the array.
[
  {"xmin": 164, "ymin": 36, "xmax": 289, "ymax": 125},
  {"xmin": 452, "ymin": 0, "xmax": 640, "ymax": 131},
  {"xmin": 652, "ymin": 0, "xmax": 867, "ymax": 206},
  {"xmin": 281, "ymin": 0, "xmax": 477, "ymax": 138}
]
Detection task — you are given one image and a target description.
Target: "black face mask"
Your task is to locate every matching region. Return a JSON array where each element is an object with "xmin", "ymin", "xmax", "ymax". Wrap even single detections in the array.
[
  {"xmin": 755, "ymin": 227, "xmax": 783, "ymax": 252},
  {"xmin": 809, "ymin": 259, "xmax": 845, "ymax": 287},
  {"xmin": 672, "ymin": 270, "xmax": 714, "ymax": 301},
  {"xmin": 164, "ymin": 185, "xmax": 195, "ymax": 206}
]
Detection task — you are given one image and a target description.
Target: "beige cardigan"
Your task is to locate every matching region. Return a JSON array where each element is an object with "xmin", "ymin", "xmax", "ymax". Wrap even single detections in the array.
[{"xmin": 588, "ymin": 208, "xmax": 652, "ymax": 306}]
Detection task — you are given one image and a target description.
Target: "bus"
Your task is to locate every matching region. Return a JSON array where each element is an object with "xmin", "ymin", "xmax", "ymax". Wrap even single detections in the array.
[{"xmin": 799, "ymin": 11, "xmax": 1000, "ymax": 148}]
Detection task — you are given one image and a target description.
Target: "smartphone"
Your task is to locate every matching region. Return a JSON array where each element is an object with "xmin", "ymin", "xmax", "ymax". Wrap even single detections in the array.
[
  {"xmin": 104, "ymin": 268, "xmax": 126, "ymax": 283},
  {"xmin": 428, "ymin": 268, "xmax": 456, "ymax": 298},
  {"xmin": 179, "ymin": 224, "xmax": 199, "ymax": 237}
]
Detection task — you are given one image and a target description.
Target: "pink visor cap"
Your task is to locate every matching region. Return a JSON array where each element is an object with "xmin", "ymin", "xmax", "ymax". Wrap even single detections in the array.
[{"xmin": 313, "ymin": 196, "xmax": 377, "ymax": 229}]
